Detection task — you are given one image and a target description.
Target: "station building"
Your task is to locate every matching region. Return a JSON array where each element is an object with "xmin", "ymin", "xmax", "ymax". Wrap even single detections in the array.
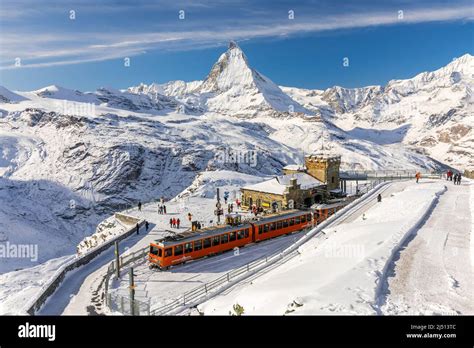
[{"xmin": 241, "ymin": 153, "xmax": 342, "ymax": 211}]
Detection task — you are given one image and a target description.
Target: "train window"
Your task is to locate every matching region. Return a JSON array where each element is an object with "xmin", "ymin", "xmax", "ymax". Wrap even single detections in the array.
[
  {"xmin": 289, "ymin": 218, "xmax": 294, "ymax": 226},
  {"xmin": 185, "ymin": 243, "xmax": 193, "ymax": 253},
  {"xmin": 237, "ymin": 230, "xmax": 245, "ymax": 240},
  {"xmin": 277, "ymin": 221, "xmax": 282, "ymax": 229},
  {"xmin": 174, "ymin": 245, "xmax": 183, "ymax": 256},
  {"xmin": 258, "ymin": 226, "xmax": 263, "ymax": 234},
  {"xmin": 271, "ymin": 223, "xmax": 276, "ymax": 231},
  {"xmin": 194, "ymin": 240, "xmax": 202, "ymax": 251},
  {"xmin": 229, "ymin": 232, "xmax": 236, "ymax": 241},
  {"xmin": 306, "ymin": 214, "xmax": 312, "ymax": 221},
  {"xmin": 221, "ymin": 234, "xmax": 229, "ymax": 244},
  {"xmin": 164, "ymin": 248, "xmax": 172, "ymax": 257},
  {"xmin": 283, "ymin": 220, "xmax": 288, "ymax": 228},
  {"xmin": 150, "ymin": 245, "xmax": 159, "ymax": 255},
  {"xmin": 264, "ymin": 224, "xmax": 269, "ymax": 233},
  {"xmin": 301, "ymin": 215, "xmax": 306, "ymax": 223},
  {"xmin": 212, "ymin": 236, "xmax": 220, "ymax": 246},
  {"xmin": 203, "ymin": 238, "xmax": 212, "ymax": 248},
  {"xmin": 244, "ymin": 229, "xmax": 249, "ymax": 238},
  {"xmin": 295, "ymin": 217, "xmax": 301, "ymax": 224}
]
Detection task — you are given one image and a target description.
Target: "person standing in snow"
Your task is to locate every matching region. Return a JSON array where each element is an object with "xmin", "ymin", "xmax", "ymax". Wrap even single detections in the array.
[
  {"xmin": 453, "ymin": 173, "xmax": 458, "ymax": 185},
  {"xmin": 447, "ymin": 170, "xmax": 452, "ymax": 181},
  {"xmin": 136, "ymin": 223, "xmax": 139, "ymax": 235},
  {"xmin": 177, "ymin": 218, "xmax": 180, "ymax": 229},
  {"xmin": 415, "ymin": 172, "xmax": 421, "ymax": 183},
  {"xmin": 163, "ymin": 205, "xmax": 167, "ymax": 214},
  {"xmin": 145, "ymin": 220, "xmax": 149, "ymax": 231},
  {"xmin": 377, "ymin": 194, "xmax": 382, "ymax": 202},
  {"xmin": 169, "ymin": 218, "xmax": 173, "ymax": 228},
  {"xmin": 138, "ymin": 201, "xmax": 142, "ymax": 211},
  {"xmin": 188, "ymin": 212, "xmax": 192, "ymax": 222},
  {"xmin": 172, "ymin": 218, "xmax": 176, "ymax": 228},
  {"xmin": 457, "ymin": 173, "xmax": 462, "ymax": 185}
]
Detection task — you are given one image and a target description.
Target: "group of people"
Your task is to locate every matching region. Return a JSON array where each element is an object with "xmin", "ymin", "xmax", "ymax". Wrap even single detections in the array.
[
  {"xmin": 157, "ymin": 204, "xmax": 167, "ymax": 214},
  {"xmin": 170, "ymin": 217, "xmax": 180, "ymax": 229},
  {"xmin": 136, "ymin": 220, "xmax": 149, "ymax": 235},
  {"xmin": 446, "ymin": 170, "xmax": 462, "ymax": 185}
]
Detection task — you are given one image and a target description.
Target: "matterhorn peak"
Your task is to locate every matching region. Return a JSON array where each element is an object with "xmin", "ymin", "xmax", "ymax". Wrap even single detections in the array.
[{"xmin": 228, "ymin": 40, "xmax": 238, "ymax": 49}]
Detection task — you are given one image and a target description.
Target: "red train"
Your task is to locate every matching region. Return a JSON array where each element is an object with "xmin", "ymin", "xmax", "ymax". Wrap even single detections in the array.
[{"xmin": 149, "ymin": 204, "xmax": 343, "ymax": 269}]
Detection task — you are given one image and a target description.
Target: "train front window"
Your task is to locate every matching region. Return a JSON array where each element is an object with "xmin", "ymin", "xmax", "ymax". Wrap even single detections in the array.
[
  {"xmin": 184, "ymin": 243, "xmax": 193, "ymax": 253},
  {"xmin": 150, "ymin": 245, "xmax": 159, "ymax": 255},
  {"xmin": 212, "ymin": 236, "xmax": 220, "ymax": 246},
  {"xmin": 203, "ymin": 238, "xmax": 211, "ymax": 248},
  {"xmin": 164, "ymin": 248, "xmax": 172, "ymax": 257},
  {"xmin": 174, "ymin": 245, "xmax": 183, "ymax": 256}
]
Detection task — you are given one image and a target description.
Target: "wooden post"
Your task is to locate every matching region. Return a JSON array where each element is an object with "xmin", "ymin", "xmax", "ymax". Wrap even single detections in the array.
[
  {"xmin": 129, "ymin": 267, "xmax": 135, "ymax": 316},
  {"xmin": 115, "ymin": 241, "xmax": 120, "ymax": 279}
]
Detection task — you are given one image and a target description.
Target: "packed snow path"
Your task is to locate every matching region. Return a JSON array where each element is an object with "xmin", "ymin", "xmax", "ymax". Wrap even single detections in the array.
[{"xmin": 381, "ymin": 179, "xmax": 473, "ymax": 314}]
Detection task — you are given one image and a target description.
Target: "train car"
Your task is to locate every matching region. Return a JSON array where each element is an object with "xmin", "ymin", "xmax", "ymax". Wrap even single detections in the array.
[
  {"xmin": 149, "ymin": 222, "xmax": 253, "ymax": 269},
  {"xmin": 149, "ymin": 203, "xmax": 347, "ymax": 270},
  {"xmin": 251, "ymin": 210, "xmax": 316, "ymax": 242}
]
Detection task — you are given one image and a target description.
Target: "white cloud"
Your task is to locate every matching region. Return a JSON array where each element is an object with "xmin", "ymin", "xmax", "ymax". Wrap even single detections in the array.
[{"xmin": 1, "ymin": 4, "xmax": 472, "ymax": 69}]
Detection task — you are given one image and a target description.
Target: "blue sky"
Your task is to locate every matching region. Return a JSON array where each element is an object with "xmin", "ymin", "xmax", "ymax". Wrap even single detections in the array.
[{"xmin": 0, "ymin": 0, "xmax": 473, "ymax": 91}]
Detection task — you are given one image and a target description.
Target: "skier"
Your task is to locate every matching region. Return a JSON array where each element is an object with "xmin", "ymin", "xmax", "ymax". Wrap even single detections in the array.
[
  {"xmin": 145, "ymin": 220, "xmax": 149, "ymax": 231},
  {"xmin": 377, "ymin": 194, "xmax": 382, "ymax": 202},
  {"xmin": 138, "ymin": 201, "xmax": 142, "ymax": 211},
  {"xmin": 415, "ymin": 172, "xmax": 421, "ymax": 183},
  {"xmin": 177, "ymin": 218, "xmax": 180, "ymax": 229},
  {"xmin": 169, "ymin": 218, "xmax": 173, "ymax": 228},
  {"xmin": 136, "ymin": 223, "xmax": 139, "ymax": 235}
]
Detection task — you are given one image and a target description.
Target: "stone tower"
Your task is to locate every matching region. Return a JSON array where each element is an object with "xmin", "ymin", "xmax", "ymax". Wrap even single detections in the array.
[{"xmin": 304, "ymin": 153, "xmax": 341, "ymax": 191}]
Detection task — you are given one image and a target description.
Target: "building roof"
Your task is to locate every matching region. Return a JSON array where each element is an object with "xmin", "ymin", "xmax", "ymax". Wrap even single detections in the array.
[
  {"xmin": 242, "ymin": 172, "xmax": 325, "ymax": 195},
  {"xmin": 283, "ymin": 164, "xmax": 306, "ymax": 171}
]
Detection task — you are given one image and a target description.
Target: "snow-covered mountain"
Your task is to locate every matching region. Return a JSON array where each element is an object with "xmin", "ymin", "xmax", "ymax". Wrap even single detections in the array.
[
  {"xmin": 283, "ymin": 54, "xmax": 474, "ymax": 168},
  {"xmin": 129, "ymin": 41, "xmax": 309, "ymax": 117},
  {"xmin": 0, "ymin": 42, "xmax": 470, "ymax": 275}
]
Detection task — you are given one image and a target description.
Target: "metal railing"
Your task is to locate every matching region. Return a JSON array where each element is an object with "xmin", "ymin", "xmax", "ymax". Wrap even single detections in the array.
[{"xmin": 103, "ymin": 247, "xmax": 150, "ymax": 315}]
